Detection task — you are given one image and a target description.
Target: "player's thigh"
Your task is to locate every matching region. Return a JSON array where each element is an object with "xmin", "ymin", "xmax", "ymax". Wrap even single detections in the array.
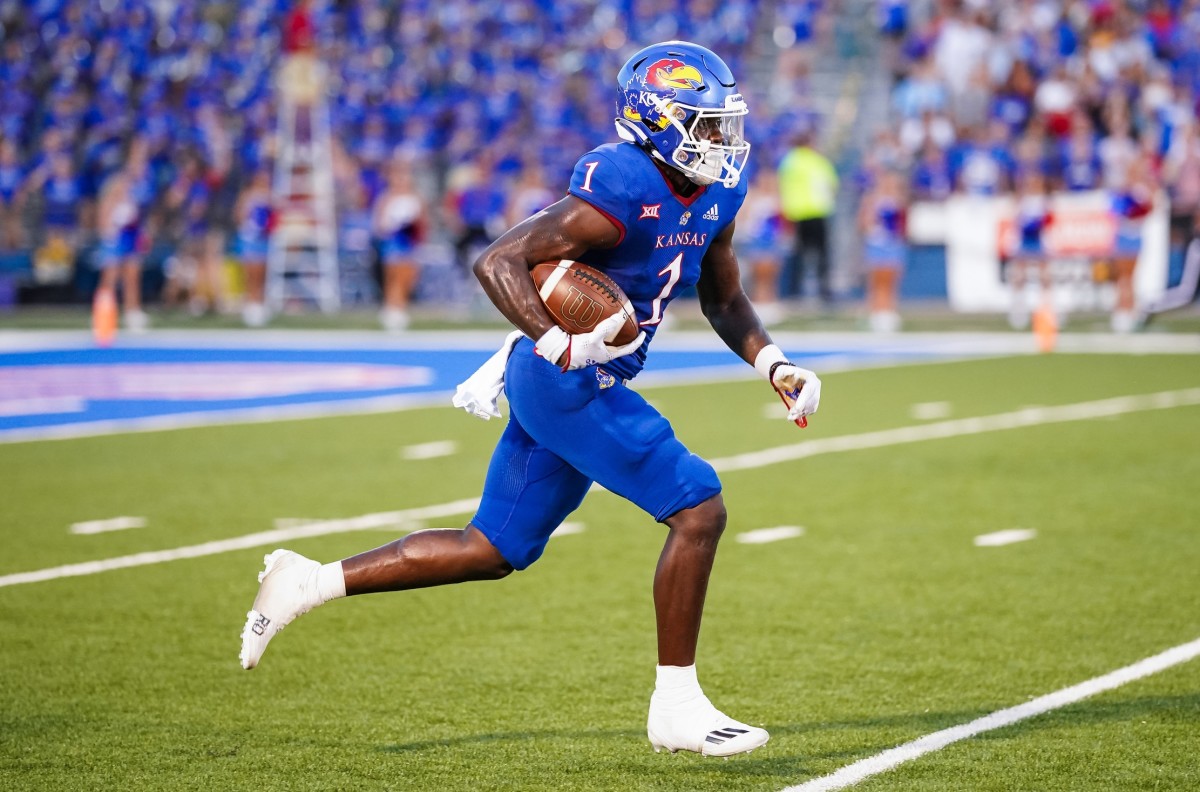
[
  {"xmin": 472, "ymin": 412, "xmax": 592, "ymax": 571},
  {"xmin": 506, "ymin": 351, "xmax": 719, "ymax": 523}
]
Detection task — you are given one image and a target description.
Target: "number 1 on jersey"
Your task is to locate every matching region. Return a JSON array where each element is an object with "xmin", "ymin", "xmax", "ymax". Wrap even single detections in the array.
[
  {"xmin": 641, "ymin": 252, "xmax": 683, "ymax": 326},
  {"xmin": 580, "ymin": 161, "xmax": 599, "ymax": 193}
]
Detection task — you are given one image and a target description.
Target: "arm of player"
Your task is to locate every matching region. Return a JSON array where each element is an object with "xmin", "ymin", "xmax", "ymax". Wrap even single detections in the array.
[
  {"xmin": 472, "ymin": 195, "xmax": 643, "ymax": 368},
  {"xmin": 696, "ymin": 221, "xmax": 821, "ymax": 427}
]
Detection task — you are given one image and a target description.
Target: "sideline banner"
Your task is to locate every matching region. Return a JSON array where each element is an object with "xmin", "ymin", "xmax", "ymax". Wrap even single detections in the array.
[{"xmin": 913, "ymin": 192, "xmax": 1171, "ymax": 312}]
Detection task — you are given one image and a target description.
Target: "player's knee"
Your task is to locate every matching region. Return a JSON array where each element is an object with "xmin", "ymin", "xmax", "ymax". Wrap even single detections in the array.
[
  {"xmin": 462, "ymin": 526, "xmax": 514, "ymax": 580},
  {"xmin": 669, "ymin": 495, "xmax": 727, "ymax": 545}
]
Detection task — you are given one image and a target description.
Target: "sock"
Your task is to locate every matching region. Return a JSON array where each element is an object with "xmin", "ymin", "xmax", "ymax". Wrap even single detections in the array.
[
  {"xmin": 654, "ymin": 664, "xmax": 707, "ymax": 709},
  {"xmin": 315, "ymin": 561, "xmax": 347, "ymax": 604}
]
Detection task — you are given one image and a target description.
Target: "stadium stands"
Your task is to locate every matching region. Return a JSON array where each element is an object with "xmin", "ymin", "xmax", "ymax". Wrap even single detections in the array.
[{"xmin": 0, "ymin": 0, "xmax": 819, "ymax": 310}]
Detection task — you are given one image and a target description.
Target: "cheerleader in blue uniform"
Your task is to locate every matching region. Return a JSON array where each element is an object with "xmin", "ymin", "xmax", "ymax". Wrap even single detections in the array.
[
  {"xmin": 1007, "ymin": 171, "xmax": 1054, "ymax": 330},
  {"xmin": 96, "ymin": 138, "xmax": 156, "ymax": 331},
  {"xmin": 858, "ymin": 169, "xmax": 907, "ymax": 332},
  {"xmin": 371, "ymin": 157, "xmax": 425, "ymax": 331},
  {"xmin": 1109, "ymin": 153, "xmax": 1156, "ymax": 333},
  {"xmin": 235, "ymin": 169, "xmax": 273, "ymax": 326},
  {"xmin": 736, "ymin": 168, "xmax": 787, "ymax": 325}
]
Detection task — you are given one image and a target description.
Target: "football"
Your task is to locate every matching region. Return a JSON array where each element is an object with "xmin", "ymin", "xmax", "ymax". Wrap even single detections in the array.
[{"xmin": 531, "ymin": 259, "xmax": 639, "ymax": 344}]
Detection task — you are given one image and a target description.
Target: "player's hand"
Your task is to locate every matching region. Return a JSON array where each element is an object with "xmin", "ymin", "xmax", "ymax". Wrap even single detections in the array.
[
  {"xmin": 535, "ymin": 314, "xmax": 646, "ymax": 372},
  {"xmin": 770, "ymin": 363, "xmax": 821, "ymax": 428}
]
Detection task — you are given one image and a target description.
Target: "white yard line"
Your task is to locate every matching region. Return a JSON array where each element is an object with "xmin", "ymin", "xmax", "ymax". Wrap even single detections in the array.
[
  {"xmin": 974, "ymin": 528, "xmax": 1037, "ymax": 547},
  {"xmin": 550, "ymin": 522, "xmax": 586, "ymax": 538},
  {"xmin": 0, "ymin": 498, "xmax": 479, "ymax": 588},
  {"xmin": 711, "ymin": 388, "xmax": 1200, "ymax": 474},
  {"xmin": 3, "ymin": 388, "xmax": 1199, "ymax": 589},
  {"xmin": 737, "ymin": 526, "xmax": 805, "ymax": 544},
  {"xmin": 401, "ymin": 440, "xmax": 458, "ymax": 460},
  {"xmin": 782, "ymin": 636, "xmax": 1200, "ymax": 792},
  {"xmin": 910, "ymin": 401, "xmax": 952, "ymax": 420},
  {"xmin": 69, "ymin": 516, "xmax": 146, "ymax": 535}
]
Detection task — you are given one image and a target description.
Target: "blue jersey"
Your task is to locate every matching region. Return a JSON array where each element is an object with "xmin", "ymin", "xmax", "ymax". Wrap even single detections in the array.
[{"xmin": 567, "ymin": 142, "xmax": 747, "ymax": 381}]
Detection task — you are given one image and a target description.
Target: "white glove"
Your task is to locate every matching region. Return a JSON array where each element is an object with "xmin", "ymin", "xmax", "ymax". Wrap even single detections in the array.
[
  {"xmin": 755, "ymin": 344, "xmax": 821, "ymax": 428},
  {"xmin": 771, "ymin": 363, "xmax": 821, "ymax": 426},
  {"xmin": 535, "ymin": 313, "xmax": 646, "ymax": 371}
]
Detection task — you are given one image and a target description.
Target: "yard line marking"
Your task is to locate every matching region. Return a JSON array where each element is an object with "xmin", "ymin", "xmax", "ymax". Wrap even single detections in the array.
[
  {"xmin": 3, "ymin": 388, "xmax": 1199, "ymax": 589},
  {"xmin": 737, "ymin": 526, "xmax": 805, "ymax": 544},
  {"xmin": 401, "ymin": 440, "xmax": 458, "ymax": 460},
  {"xmin": 69, "ymin": 516, "xmax": 146, "ymax": 535},
  {"xmin": 782, "ymin": 635, "xmax": 1200, "ymax": 792},
  {"xmin": 0, "ymin": 498, "xmax": 480, "ymax": 589},
  {"xmin": 550, "ymin": 522, "xmax": 586, "ymax": 538},
  {"xmin": 974, "ymin": 528, "xmax": 1037, "ymax": 547},
  {"xmin": 910, "ymin": 401, "xmax": 952, "ymax": 420},
  {"xmin": 273, "ymin": 518, "xmax": 320, "ymax": 530},
  {"xmin": 713, "ymin": 388, "xmax": 1200, "ymax": 474},
  {"xmin": 762, "ymin": 402, "xmax": 787, "ymax": 420}
]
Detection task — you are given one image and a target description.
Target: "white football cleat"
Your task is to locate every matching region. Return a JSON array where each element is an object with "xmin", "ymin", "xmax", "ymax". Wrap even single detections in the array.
[
  {"xmin": 647, "ymin": 693, "xmax": 769, "ymax": 757},
  {"xmin": 239, "ymin": 549, "xmax": 320, "ymax": 670}
]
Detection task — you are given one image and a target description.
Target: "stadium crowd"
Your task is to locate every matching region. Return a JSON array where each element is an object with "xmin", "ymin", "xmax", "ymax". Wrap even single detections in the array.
[
  {"xmin": 3, "ymin": 0, "xmax": 1196, "ymax": 330},
  {"xmin": 0, "ymin": 0, "xmax": 830, "ymax": 327},
  {"xmin": 863, "ymin": 0, "xmax": 1200, "ymax": 330}
]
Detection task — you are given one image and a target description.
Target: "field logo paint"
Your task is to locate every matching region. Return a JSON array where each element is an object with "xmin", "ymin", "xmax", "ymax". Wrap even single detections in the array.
[{"xmin": 0, "ymin": 363, "xmax": 432, "ymax": 402}]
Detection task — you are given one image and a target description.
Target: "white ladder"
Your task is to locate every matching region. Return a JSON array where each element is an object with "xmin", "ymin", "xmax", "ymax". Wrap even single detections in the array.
[{"xmin": 266, "ymin": 59, "xmax": 340, "ymax": 314}]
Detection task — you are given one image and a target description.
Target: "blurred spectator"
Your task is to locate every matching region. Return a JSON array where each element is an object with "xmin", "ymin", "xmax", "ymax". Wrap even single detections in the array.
[
  {"xmin": 778, "ymin": 129, "xmax": 839, "ymax": 303},
  {"xmin": 899, "ymin": 108, "xmax": 955, "ymax": 155},
  {"xmin": 446, "ymin": 155, "xmax": 507, "ymax": 273},
  {"xmin": 736, "ymin": 168, "xmax": 787, "ymax": 326},
  {"xmin": 30, "ymin": 152, "xmax": 81, "ymax": 285},
  {"xmin": 0, "ymin": 138, "xmax": 25, "ymax": 250},
  {"xmin": 1006, "ymin": 170, "xmax": 1054, "ymax": 330},
  {"xmin": 1099, "ymin": 104, "xmax": 1140, "ymax": 191},
  {"xmin": 234, "ymin": 168, "xmax": 273, "ymax": 327},
  {"xmin": 911, "ymin": 140, "xmax": 953, "ymax": 201},
  {"xmin": 1109, "ymin": 150, "xmax": 1158, "ymax": 332},
  {"xmin": 161, "ymin": 151, "xmax": 221, "ymax": 315},
  {"xmin": 858, "ymin": 168, "xmax": 907, "ymax": 333},
  {"xmin": 892, "ymin": 55, "xmax": 948, "ymax": 119},
  {"xmin": 951, "ymin": 121, "xmax": 1012, "ymax": 195},
  {"xmin": 505, "ymin": 164, "xmax": 556, "ymax": 229},
  {"xmin": 96, "ymin": 166, "xmax": 148, "ymax": 332},
  {"xmin": 1058, "ymin": 113, "xmax": 1103, "ymax": 191},
  {"xmin": 371, "ymin": 155, "xmax": 425, "ymax": 332}
]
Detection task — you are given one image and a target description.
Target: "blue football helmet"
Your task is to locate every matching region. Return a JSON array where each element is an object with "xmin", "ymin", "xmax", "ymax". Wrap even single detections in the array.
[{"xmin": 615, "ymin": 41, "xmax": 750, "ymax": 188}]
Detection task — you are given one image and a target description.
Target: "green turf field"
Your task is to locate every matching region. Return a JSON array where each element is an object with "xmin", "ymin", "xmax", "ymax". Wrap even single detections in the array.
[{"xmin": 2, "ymin": 352, "xmax": 1199, "ymax": 791}]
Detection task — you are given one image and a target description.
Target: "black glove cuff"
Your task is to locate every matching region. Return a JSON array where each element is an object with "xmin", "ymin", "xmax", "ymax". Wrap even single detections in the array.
[{"xmin": 768, "ymin": 360, "xmax": 793, "ymax": 385}]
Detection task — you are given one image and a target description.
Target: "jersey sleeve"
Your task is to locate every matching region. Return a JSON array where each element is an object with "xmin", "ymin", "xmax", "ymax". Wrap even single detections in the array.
[{"xmin": 567, "ymin": 151, "xmax": 630, "ymax": 244}]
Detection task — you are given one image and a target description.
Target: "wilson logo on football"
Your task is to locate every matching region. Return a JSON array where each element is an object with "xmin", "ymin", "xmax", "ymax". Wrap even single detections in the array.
[{"xmin": 560, "ymin": 287, "xmax": 603, "ymax": 329}]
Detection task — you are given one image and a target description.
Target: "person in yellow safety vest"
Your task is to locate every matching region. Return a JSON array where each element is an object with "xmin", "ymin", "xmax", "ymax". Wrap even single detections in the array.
[{"xmin": 777, "ymin": 130, "xmax": 839, "ymax": 304}]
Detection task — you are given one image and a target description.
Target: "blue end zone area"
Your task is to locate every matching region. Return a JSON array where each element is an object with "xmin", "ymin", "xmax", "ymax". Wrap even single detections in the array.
[{"xmin": 0, "ymin": 332, "xmax": 961, "ymax": 442}]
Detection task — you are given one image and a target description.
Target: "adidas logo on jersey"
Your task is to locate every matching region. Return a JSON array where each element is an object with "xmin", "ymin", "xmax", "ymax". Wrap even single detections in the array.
[{"xmin": 702, "ymin": 205, "xmax": 720, "ymax": 222}]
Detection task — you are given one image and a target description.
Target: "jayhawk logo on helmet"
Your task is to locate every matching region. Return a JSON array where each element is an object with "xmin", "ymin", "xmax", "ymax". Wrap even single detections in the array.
[
  {"xmin": 644, "ymin": 59, "xmax": 705, "ymax": 91},
  {"xmin": 620, "ymin": 57, "xmax": 700, "ymax": 134}
]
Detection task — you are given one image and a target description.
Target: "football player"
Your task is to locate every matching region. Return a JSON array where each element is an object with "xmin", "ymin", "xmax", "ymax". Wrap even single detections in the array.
[{"xmin": 241, "ymin": 41, "xmax": 822, "ymax": 758}]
